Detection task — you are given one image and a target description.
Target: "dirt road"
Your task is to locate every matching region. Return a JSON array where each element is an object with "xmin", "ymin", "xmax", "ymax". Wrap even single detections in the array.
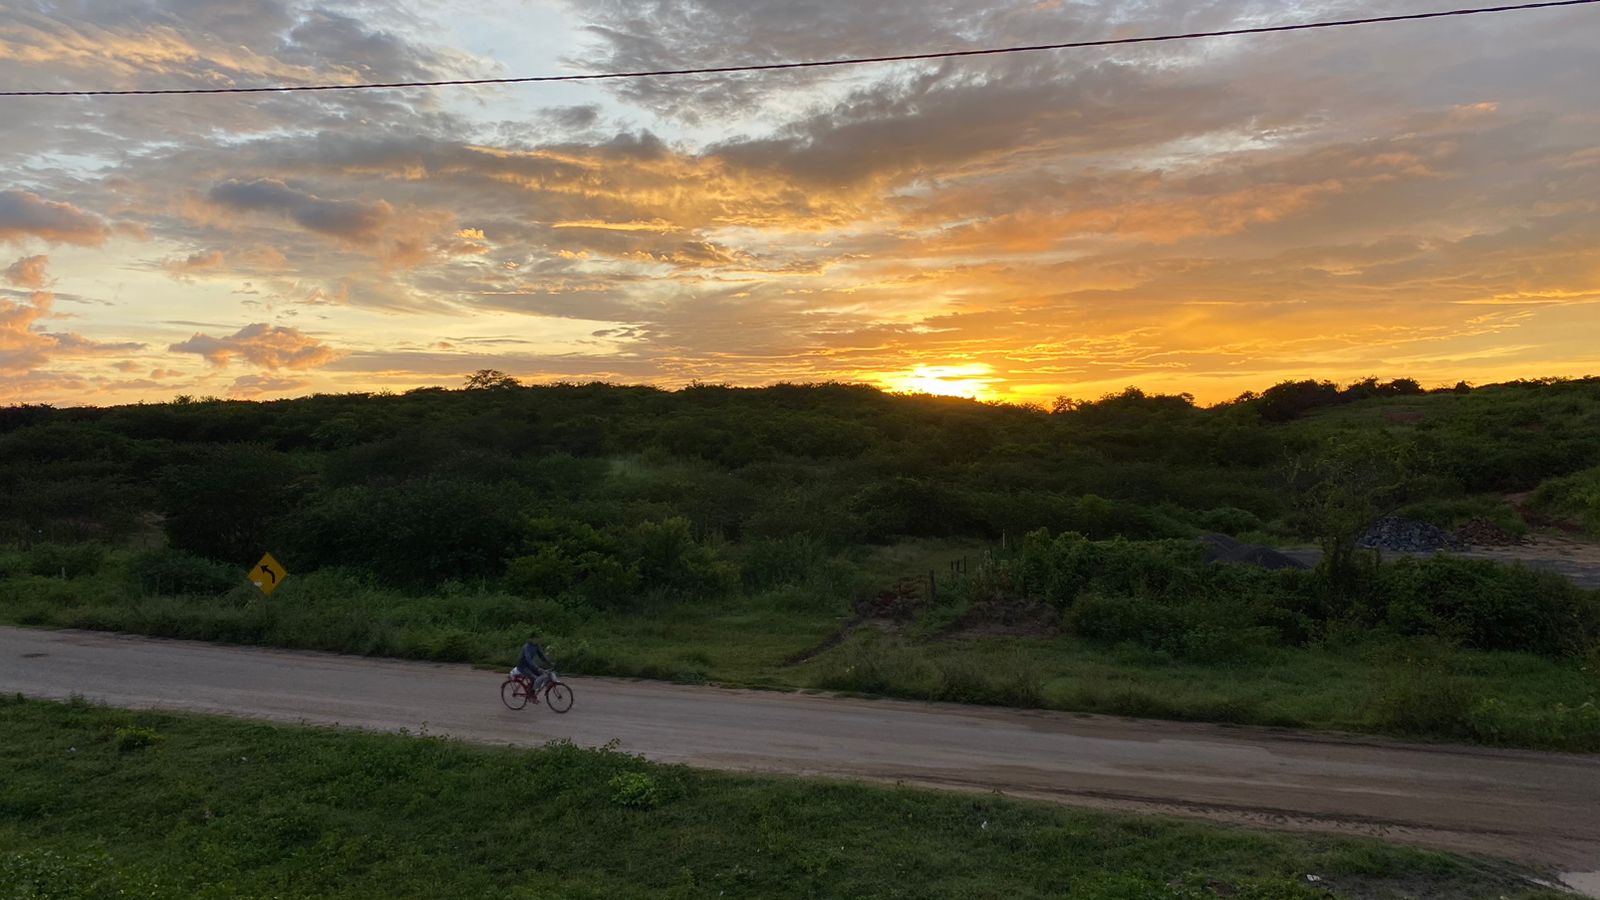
[
  {"xmin": 1279, "ymin": 535, "xmax": 1600, "ymax": 589},
  {"xmin": 5, "ymin": 626, "xmax": 1598, "ymax": 880}
]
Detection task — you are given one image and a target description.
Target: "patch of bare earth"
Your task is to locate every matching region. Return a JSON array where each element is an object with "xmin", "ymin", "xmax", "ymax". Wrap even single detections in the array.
[
  {"xmin": 939, "ymin": 595, "xmax": 1059, "ymax": 640},
  {"xmin": 780, "ymin": 580, "xmax": 924, "ymax": 665}
]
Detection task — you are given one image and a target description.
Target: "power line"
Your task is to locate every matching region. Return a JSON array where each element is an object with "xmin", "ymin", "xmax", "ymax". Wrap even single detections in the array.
[{"xmin": 3, "ymin": 0, "xmax": 1595, "ymax": 98}]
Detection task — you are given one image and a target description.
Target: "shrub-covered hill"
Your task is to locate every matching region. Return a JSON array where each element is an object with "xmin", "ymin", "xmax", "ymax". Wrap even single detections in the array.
[{"xmin": 3, "ymin": 376, "xmax": 1599, "ymax": 590}]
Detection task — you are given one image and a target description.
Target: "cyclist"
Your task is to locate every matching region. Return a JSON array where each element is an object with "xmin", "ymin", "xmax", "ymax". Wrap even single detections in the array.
[{"xmin": 513, "ymin": 638, "xmax": 554, "ymax": 703}]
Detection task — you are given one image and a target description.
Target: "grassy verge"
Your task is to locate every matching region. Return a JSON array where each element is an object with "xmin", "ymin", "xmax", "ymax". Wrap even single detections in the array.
[
  {"xmin": 3, "ymin": 542, "xmax": 1597, "ymax": 751},
  {"xmin": 0, "ymin": 696, "xmax": 1563, "ymax": 900},
  {"xmin": 802, "ymin": 632, "xmax": 1600, "ymax": 750}
]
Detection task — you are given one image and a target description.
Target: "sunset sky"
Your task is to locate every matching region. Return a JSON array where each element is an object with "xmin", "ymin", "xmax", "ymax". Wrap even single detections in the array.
[{"xmin": 3, "ymin": 0, "xmax": 1599, "ymax": 406}]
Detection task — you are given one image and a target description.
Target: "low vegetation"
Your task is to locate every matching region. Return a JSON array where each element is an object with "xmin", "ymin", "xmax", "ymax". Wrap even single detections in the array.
[
  {"xmin": 0, "ymin": 696, "xmax": 1565, "ymax": 899},
  {"xmin": 3, "ymin": 376, "xmax": 1600, "ymax": 748},
  {"xmin": 1528, "ymin": 464, "xmax": 1600, "ymax": 536}
]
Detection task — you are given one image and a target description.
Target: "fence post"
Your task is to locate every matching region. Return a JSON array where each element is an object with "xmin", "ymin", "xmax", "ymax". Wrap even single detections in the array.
[{"xmin": 929, "ymin": 569, "xmax": 937, "ymax": 604}]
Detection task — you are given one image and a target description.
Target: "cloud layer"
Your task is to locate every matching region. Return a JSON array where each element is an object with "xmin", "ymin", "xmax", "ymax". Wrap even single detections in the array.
[{"xmin": 3, "ymin": 0, "xmax": 1600, "ymax": 404}]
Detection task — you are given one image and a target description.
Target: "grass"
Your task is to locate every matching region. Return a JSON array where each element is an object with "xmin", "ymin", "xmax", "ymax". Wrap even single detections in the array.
[
  {"xmin": 803, "ymin": 631, "xmax": 1600, "ymax": 749},
  {"xmin": 0, "ymin": 696, "xmax": 1566, "ymax": 899}
]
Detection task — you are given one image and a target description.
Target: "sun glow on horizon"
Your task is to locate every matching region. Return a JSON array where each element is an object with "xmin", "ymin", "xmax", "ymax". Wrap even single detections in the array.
[{"xmin": 883, "ymin": 364, "xmax": 999, "ymax": 400}]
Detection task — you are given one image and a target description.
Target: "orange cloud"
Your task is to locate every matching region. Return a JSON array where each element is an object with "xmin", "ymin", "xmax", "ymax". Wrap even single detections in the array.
[
  {"xmin": 228, "ymin": 373, "xmax": 311, "ymax": 397},
  {"xmin": 168, "ymin": 323, "xmax": 340, "ymax": 370},
  {"xmin": 4, "ymin": 254, "xmax": 48, "ymax": 288},
  {"xmin": 160, "ymin": 248, "xmax": 226, "ymax": 279}
]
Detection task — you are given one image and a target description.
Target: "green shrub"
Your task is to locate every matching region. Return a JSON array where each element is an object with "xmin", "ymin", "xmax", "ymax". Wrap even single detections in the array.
[
  {"xmin": 1372, "ymin": 556, "xmax": 1600, "ymax": 656},
  {"xmin": 24, "ymin": 542, "xmax": 106, "ymax": 578},
  {"xmin": 113, "ymin": 725, "xmax": 164, "ymax": 753},
  {"xmin": 1065, "ymin": 593, "xmax": 1277, "ymax": 663},
  {"xmin": 1013, "ymin": 532, "xmax": 1213, "ymax": 609},
  {"xmin": 507, "ymin": 547, "xmax": 639, "ymax": 607},
  {"xmin": 281, "ymin": 478, "xmax": 529, "ymax": 587},
  {"xmin": 607, "ymin": 771, "xmax": 661, "ymax": 809},
  {"xmin": 1002, "ymin": 530, "xmax": 1598, "ymax": 659},
  {"xmin": 1368, "ymin": 650, "xmax": 1477, "ymax": 739},
  {"xmin": 508, "ymin": 516, "xmax": 733, "ymax": 606},
  {"xmin": 739, "ymin": 535, "xmax": 831, "ymax": 590},
  {"xmin": 160, "ymin": 443, "xmax": 306, "ymax": 564},
  {"xmin": 1392, "ymin": 497, "xmax": 1526, "ymax": 536},
  {"xmin": 1195, "ymin": 506, "xmax": 1265, "ymax": 535},
  {"xmin": 126, "ymin": 547, "xmax": 237, "ymax": 595},
  {"xmin": 0, "ymin": 849, "xmax": 162, "ymax": 898},
  {"xmin": 619, "ymin": 517, "xmax": 736, "ymax": 600},
  {"xmin": 812, "ymin": 634, "xmax": 937, "ymax": 696},
  {"xmin": 934, "ymin": 653, "xmax": 1044, "ymax": 707},
  {"xmin": 1528, "ymin": 464, "xmax": 1600, "ymax": 534}
]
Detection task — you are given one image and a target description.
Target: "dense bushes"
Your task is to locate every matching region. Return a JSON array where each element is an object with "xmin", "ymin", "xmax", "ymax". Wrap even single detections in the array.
[
  {"xmin": 504, "ymin": 516, "xmax": 734, "ymax": 607},
  {"xmin": 159, "ymin": 443, "xmax": 307, "ymax": 564},
  {"xmin": 1241, "ymin": 377, "xmax": 1423, "ymax": 422},
  {"xmin": 3, "ymin": 376, "xmax": 1599, "ymax": 600},
  {"xmin": 993, "ymin": 530, "xmax": 1600, "ymax": 660},
  {"xmin": 1372, "ymin": 556, "xmax": 1599, "ymax": 656},
  {"xmin": 280, "ymin": 479, "xmax": 529, "ymax": 587},
  {"xmin": 1529, "ymin": 464, "xmax": 1600, "ymax": 534},
  {"xmin": 126, "ymin": 548, "xmax": 238, "ymax": 596}
]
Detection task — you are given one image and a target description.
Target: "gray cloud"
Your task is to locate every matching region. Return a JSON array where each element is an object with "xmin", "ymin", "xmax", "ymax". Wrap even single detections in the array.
[
  {"xmin": 542, "ymin": 104, "xmax": 603, "ymax": 130},
  {"xmin": 208, "ymin": 179, "xmax": 392, "ymax": 240},
  {"xmin": 0, "ymin": 190, "xmax": 110, "ymax": 245}
]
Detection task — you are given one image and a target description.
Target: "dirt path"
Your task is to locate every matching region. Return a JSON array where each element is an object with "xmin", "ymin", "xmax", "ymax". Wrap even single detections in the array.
[
  {"xmin": 4, "ymin": 626, "xmax": 1598, "ymax": 885},
  {"xmin": 1458, "ymin": 535, "xmax": 1600, "ymax": 589},
  {"xmin": 1281, "ymin": 535, "xmax": 1600, "ymax": 588}
]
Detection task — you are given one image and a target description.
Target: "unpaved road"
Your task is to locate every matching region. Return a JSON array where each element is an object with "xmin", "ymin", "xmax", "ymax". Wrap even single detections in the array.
[
  {"xmin": 1280, "ymin": 535, "xmax": 1600, "ymax": 589},
  {"xmin": 5, "ymin": 627, "xmax": 1599, "ymax": 882}
]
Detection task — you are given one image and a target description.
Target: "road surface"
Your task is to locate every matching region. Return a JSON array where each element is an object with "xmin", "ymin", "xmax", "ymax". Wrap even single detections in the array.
[{"xmin": 4, "ymin": 626, "xmax": 1599, "ymax": 882}]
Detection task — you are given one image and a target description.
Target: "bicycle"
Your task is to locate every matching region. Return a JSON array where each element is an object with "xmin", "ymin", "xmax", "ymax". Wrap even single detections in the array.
[{"xmin": 501, "ymin": 670, "xmax": 574, "ymax": 713}]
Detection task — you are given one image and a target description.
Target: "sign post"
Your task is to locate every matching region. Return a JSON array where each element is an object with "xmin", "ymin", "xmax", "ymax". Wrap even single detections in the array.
[{"xmin": 250, "ymin": 552, "xmax": 288, "ymax": 596}]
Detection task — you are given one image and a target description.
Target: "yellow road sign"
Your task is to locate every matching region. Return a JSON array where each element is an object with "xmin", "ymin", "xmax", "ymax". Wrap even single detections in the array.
[{"xmin": 251, "ymin": 552, "xmax": 288, "ymax": 596}]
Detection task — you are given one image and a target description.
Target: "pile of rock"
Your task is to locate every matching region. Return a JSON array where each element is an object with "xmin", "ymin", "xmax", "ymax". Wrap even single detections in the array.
[
  {"xmin": 1453, "ymin": 517, "xmax": 1522, "ymax": 547},
  {"xmin": 1358, "ymin": 517, "xmax": 1464, "ymax": 552},
  {"xmin": 1198, "ymin": 533, "xmax": 1310, "ymax": 570}
]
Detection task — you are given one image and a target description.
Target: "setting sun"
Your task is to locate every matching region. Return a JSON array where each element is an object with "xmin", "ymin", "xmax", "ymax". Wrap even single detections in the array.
[{"xmin": 883, "ymin": 364, "xmax": 999, "ymax": 399}]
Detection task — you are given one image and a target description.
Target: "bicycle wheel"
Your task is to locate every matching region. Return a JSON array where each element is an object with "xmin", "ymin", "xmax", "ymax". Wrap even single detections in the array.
[
  {"xmin": 544, "ymin": 681, "xmax": 574, "ymax": 713},
  {"xmin": 501, "ymin": 678, "xmax": 528, "ymax": 710}
]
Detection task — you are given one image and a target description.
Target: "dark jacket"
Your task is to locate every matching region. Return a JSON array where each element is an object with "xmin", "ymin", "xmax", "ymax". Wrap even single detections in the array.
[{"xmin": 517, "ymin": 641, "xmax": 552, "ymax": 676}]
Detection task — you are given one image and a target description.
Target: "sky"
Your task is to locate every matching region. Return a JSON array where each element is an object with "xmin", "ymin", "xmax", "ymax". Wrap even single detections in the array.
[{"xmin": 2, "ymin": 0, "xmax": 1599, "ymax": 406}]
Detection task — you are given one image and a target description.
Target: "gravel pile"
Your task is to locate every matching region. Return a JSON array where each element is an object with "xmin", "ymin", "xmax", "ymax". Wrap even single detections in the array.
[
  {"xmin": 1358, "ymin": 517, "xmax": 1464, "ymax": 552},
  {"xmin": 1198, "ymin": 533, "xmax": 1310, "ymax": 570}
]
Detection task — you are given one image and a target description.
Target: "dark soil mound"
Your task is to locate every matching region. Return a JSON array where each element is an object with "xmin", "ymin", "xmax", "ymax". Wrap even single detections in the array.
[
  {"xmin": 855, "ymin": 579, "xmax": 925, "ymax": 620},
  {"xmin": 1197, "ymin": 533, "xmax": 1310, "ymax": 570},
  {"xmin": 1453, "ymin": 517, "xmax": 1522, "ymax": 547}
]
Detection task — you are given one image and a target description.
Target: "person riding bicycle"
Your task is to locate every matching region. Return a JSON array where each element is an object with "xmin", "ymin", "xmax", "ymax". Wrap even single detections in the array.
[{"xmin": 513, "ymin": 639, "xmax": 554, "ymax": 702}]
